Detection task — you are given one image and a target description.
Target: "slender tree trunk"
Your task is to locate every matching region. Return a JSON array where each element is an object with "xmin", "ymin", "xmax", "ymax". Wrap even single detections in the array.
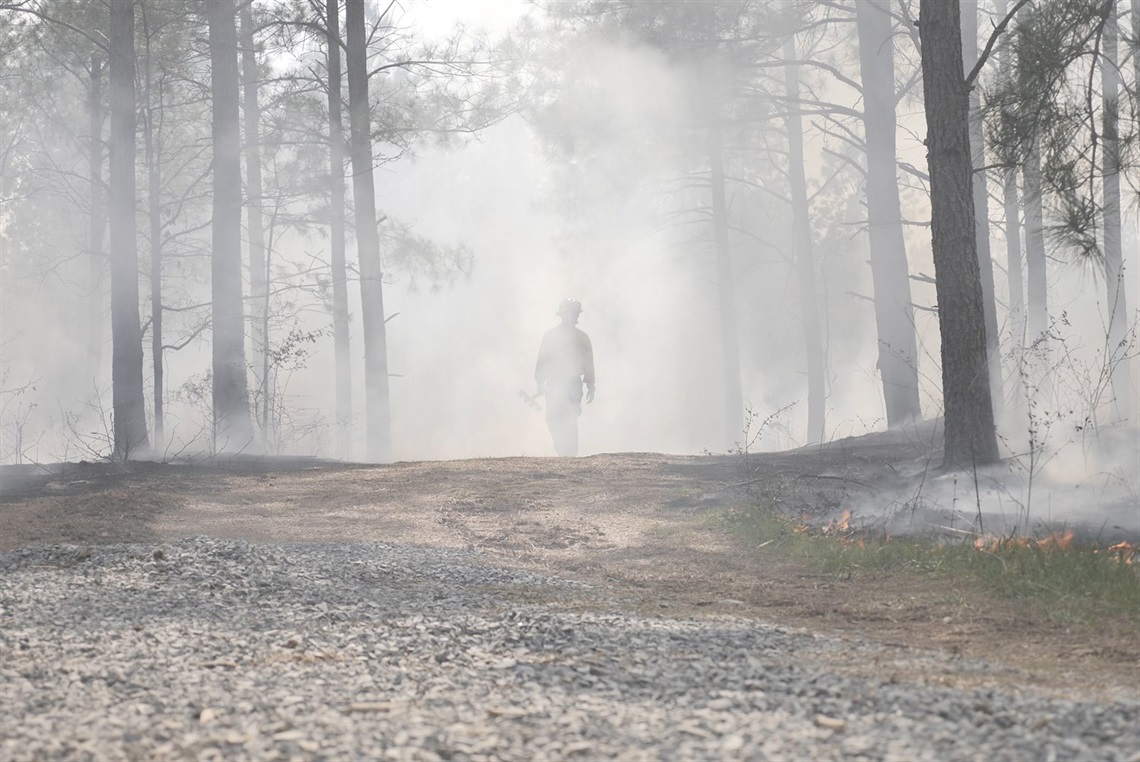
[
  {"xmin": 1015, "ymin": 0, "xmax": 1048, "ymax": 349},
  {"xmin": 1102, "ymin": 0, "xmax": 1131, "ymax": 421},
  {"xmin": 1133, "ymin": 0, "xmax": 1139, "ymax": 98},
  {"xmin": 209, "ymin": 0, "xmax": 252, "ymax": 450},
  {"xmin": 919, "ymin": 0, "xmax": 999, "ymax": 468},
  {"xmin": 148, "ymin": 143, "xmax": 163, "ymax": 449},
  {"xmin": 854, "ymin": 0, "xmax": 923, "ymax": 427},
  {"xmin": 240, "ymin": 5, "xmax": 268, "ymax": 441},
  {"xmin": 1000, "ymin": 161, "xmax": 1026, "ymax": 406},
  {"xmin": 261, "ymin": 226, "xmax": 272, "ymax": 439},
  {"xmin": 327, "ymin": 0, "xmax": 353, "ymax": 459},
  {"xmin": 142, "ymin": 11, "xmax": 164, "ymax": 450},
  {"xmin": 108, "ymin": 0, "xmax": 149, "ymax": 458},
  {"xmin": 999, "ymin": 179, "xmax": 1025, "ymax": 332},
  {"xmin": 995, "ymin": 0, "xmax": 1025, "ymax": 335},
  {"xmin": 86, "ymin": 51, "xmax": 106, "ymax": 381},
  {"xmin": 346, "ymin": 0, "xmax": 392, "ymax": 462},
  {"xmin": 962, "ymin": 0, "xmax": 1005, "ymax": 412},
  {"xmin": 1023, "ymin": 140, "xmax": 1048, "ymax": 343},
  {"xmin": 708, "ymin": 127, "xmax": 743, "ymax": 448},
  {"xmin": 783, "ymin": 38, "xmax": 827, "ymax": 444},
  {"xmin": 996, "ymin": 0, "xmax": 1026, "ymax": 414}
]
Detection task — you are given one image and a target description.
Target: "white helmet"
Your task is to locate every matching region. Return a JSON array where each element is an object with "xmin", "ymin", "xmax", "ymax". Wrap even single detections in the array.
[{"xmin": 556, "ymin": 298, "xmax": 583, "ymax": 316}]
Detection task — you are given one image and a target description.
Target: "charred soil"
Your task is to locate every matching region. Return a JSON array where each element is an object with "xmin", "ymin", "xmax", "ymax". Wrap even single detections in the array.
[{"xmin": 1, "ymin": 431, "xmax": 1137, "ymax": 703}]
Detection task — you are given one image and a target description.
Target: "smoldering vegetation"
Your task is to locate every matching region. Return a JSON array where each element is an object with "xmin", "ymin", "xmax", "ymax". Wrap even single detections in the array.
[{"xmin": 0, "ymin": 1, "xmax": 1137, "ymax": 528}]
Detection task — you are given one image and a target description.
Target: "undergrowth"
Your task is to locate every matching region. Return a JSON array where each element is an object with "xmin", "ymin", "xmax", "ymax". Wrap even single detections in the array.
[{"xmin": 723, "ymin": 507, "xmax": 1140, "ymax": 625}]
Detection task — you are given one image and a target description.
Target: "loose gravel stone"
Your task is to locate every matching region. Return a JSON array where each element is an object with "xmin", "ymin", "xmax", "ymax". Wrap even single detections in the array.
[{"xmin": 1, "ymin": 538, "xmax": 1137, "ymax": 760}]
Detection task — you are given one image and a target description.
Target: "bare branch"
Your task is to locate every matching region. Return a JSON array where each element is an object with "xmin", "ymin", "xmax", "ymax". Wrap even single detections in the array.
[
  {"xmin": 0, "ymin": 2, "xmax": 107, "ymax": 51},
  {"xmin": 965, "ymin": 0, "xmax": 1033, "ymax": 88}
]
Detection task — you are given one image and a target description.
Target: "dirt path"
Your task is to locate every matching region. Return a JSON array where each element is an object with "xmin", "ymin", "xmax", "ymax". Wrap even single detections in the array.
[{"xmin": 1, "ymin": 449, "xmax": 1137, "ymax": 703}]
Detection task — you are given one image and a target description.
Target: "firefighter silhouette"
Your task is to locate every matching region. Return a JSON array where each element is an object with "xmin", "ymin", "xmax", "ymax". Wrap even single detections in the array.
[{"xmin": 534, "ymin": 299, "xmax": 595, "ymax": 457}]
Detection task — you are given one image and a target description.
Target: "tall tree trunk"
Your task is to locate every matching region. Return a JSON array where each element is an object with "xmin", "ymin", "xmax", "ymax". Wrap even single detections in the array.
[
  {"xmin": 1016, "ymin": 0, "xmax": 1048, "ymax": 349},
  {"xmin": 708, "ymin": 127, "xmax": 743, "ymax": 448},
  {"xmin": 86, "ymin": 51, "xmax": 106, "ymax": 381},
  {"xmin": 1102, "ymin": 0, "xmax": 1131, "ymax": 421},
  {"xmin": 240, "ymin": 5, "xmax": 268, "ymax": 441},
  {"xmin": 1133, "ymin": 0, "xmax": 1139, "ymax": 97},
  {"xmin": 854, "ymin": 0, "xmax": 923, "ymax": 428},
  {"xmin": 995, "ymin": 0, "xmax": 1025, "ymax": 332},
  {"xmin": 783, "ymin": 37, "xmax": 827, "ymax": 444},
  {"xmin": 1000, "ymin": 162, "xmax": 1026, "ymax": 409},
  {"xmin": 142, "ymin": 8, "xmax": 164, "ymax": 449},
  {"xmin": 209, "ymin": 0, "xmax": 252, "ymax": 450},
  {"xmin": 1023, "ymin": 140, "xmax": 1048, "ymax": 343},
  {"xmin": 919, "ymin": 0, "xmax": 1000, "ymax": 468},
  {"xmin": 147, "ymin": 131, "xmax": 163, "ymax": 449},
  {"xmin": 961, "ymin": 0, "xmax": 1005, "ymax": 412},
  {"xmin": 261, "ymin": 230, "xmax": 272, "ymax": 440},
  {"xmin": 996, "ymin": 0, "xmax": 1026, "ymax": 413},
  {"xmin": 108, "ymin": 0, "xmax": 149, "ymax": 458},
  {"xmin": 327, "ymin": 0, "xmax": 352, "ymax": 459},
  {"xmin": 346, "ymin": 0, "xmax": 392, "ymax": 462}
]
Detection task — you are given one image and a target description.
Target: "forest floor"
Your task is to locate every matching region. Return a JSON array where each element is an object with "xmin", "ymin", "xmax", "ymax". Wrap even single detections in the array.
[{"xmin": 1, "ymin": 425, "xmax": 1137, "ymax": 704}]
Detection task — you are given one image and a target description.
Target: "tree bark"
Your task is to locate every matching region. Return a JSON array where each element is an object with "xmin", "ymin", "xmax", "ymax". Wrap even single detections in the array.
[
  {"xmin": 919, "ymin": 0, "xmax": 1000, "ymax": 468},
  {"xmin": 108, "ymin": 0, "xmax": 149, "ymax": 458},
  {"xmin": 1101, "ymin": 0, "xmax": 1131, "ymax": 421},
  {"xmin": 961, "ymin": 0, "xmax": 1005, "ymax": 412},
  {"xmin": 783, "ymin": 37, "xmax": 827, "ymax": 444},
  {"xmin": 141, "ymin": 7, "xmax": 164, "ymax": 449},
  {"xmin": 346, "ymin": 0, "xmax": 392, "ymax": 462},
  {"xmin": 996, "ymin": 0, "xmax": 1026, "ymax": 412},
  {"xmin": 327, "ymin": 0, "xmax": 353, "ymax": 459},
  {"xmin": 209, "ymin": 0, "xmax": 253, "ymax": 450},
  {"xmin": 86, "ymin": 50, "xmax": 106, "ymax": 381},
  {"xmin": 708, "ymin": 127, "xmax": 743, "ymax": 449},
  {"xmin": 854, "ymin": 0, "xmax": 923, "ymax": 428},
  {"xmin": 1133, "ymin": 0, "xmax": 1139, "ymax": 100},
  {"xmin": 240, "ymin": 5, "xmax": 268, "ymax": 442},
  {"xmin": 1001, "ymin": 160, "xmax": 1025, "ymax": 406},
  {"xmin": 999, "ymin": 172, "xmax": 1025, "ymax": 335},
  {"xmin": 1023, "ymin": 139, "xmax": 1048, "ymax": 343},
  {"xmin": 995, "ymin": 0, "xmax": 1025, "ymax": 334},
  {"xmin": 147, "ymin": 135, "xmax": 163, "ymax": 449}
]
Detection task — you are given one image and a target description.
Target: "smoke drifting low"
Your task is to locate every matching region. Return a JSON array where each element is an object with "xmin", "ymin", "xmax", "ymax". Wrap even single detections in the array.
[
  {"xmin": 848, "ymin": 423, "xmax": 1140, "ymax": 543},
  {"xmin": 364, "ymin": 31, "xmax": 895, "ymax": 460}
]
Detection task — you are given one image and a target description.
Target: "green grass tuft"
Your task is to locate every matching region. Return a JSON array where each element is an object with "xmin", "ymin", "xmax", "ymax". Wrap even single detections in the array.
[{"xmin": 721, "ymin": 505, "xmax": 1140, "ymax": 625}]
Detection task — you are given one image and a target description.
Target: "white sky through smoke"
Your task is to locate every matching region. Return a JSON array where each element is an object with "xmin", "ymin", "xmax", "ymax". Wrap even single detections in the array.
[{"xmin": 405, "ymin": 0, "xmax": 532, "ymax": 39}]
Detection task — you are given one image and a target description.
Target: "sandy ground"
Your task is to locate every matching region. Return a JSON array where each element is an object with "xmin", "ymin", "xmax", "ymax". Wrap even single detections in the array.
[{"xmin": 1, "ymin": 433, "xmax": 1137, "ymax": 704}]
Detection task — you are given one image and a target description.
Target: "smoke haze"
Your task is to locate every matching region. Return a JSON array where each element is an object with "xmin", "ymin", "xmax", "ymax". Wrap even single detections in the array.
[{"xmin": 0, "ymin": 1, "xmax": 1136, "ymax": 535}]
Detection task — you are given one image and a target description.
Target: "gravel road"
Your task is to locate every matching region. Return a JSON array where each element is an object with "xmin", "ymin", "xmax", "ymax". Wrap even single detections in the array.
[{"xmin": 1, "ymin": 537, "xmax": 1137, "ymax": 761}]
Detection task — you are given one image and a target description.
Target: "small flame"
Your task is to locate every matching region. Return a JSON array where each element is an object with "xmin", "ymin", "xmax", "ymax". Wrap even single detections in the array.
[
  {"xmin": 819, "ymin": 509, "xmax": 853, "ymax": 536},
  {"xmin": 1034, "ymin": 529, "xmax": 1075, "ymax": 552},
  {"xmin": 837, "ymin": 509, "xmax": 852, "ymax": 532},
  {"xmin": 973, "ymin": 532, "xmax": 1134, "ymax": 566},
  {"xmin": 1108, "ymin": 541, "xmax": 1136, "ymax": 565}
]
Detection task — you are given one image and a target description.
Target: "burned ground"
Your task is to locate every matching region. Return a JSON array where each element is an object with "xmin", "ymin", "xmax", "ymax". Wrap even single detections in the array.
[{"xmin": 1, "ymin": 428, "xmax": 1137, "ymax": 704}]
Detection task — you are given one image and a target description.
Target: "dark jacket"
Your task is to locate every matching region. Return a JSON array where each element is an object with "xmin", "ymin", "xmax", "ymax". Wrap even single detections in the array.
[{"xmin": 535, "ymin": 324, "xmax": 595, "ymax": 393}]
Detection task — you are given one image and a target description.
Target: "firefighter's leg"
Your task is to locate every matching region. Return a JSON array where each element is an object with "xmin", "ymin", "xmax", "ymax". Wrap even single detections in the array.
[
  {"xmin": 545, "ymin": 400, "xmax": 579, "ymax": 457},
  {"xmin": 555, "ymin": 412, "xmax": 578, "ymax": 457}
]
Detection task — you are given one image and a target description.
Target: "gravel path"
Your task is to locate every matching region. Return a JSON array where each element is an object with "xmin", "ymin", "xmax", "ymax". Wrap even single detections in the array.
[{"xmin": 1, "ymin": 538, "xmax": 1137, "ymax": 761}]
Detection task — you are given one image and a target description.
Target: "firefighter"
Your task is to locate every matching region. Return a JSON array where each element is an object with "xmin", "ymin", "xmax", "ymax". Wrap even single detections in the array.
[{"xmin": 535, "ymin": 299, "xmax": 595, "ymax": 457}]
